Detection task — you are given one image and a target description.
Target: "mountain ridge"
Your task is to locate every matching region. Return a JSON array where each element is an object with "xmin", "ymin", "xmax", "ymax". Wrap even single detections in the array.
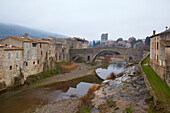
[{"xmin": 0, "ymin": 23, "xmax": 69, "ymax": 39}]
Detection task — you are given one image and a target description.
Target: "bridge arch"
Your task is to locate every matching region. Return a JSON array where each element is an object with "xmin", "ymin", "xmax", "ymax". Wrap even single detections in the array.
[
  {"xmin": 92, "ymin": 50, "xmax": 125, "ymax": 62},
  {"xmin": 71, "ymin": 55, "xmax": 86, "ymax": 62}
]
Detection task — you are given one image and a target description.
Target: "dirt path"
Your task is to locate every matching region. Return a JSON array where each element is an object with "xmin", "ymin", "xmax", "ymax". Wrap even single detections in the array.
[{"xmin": 30, "ymin": 63, "xmax": 101, "ymax": 87}]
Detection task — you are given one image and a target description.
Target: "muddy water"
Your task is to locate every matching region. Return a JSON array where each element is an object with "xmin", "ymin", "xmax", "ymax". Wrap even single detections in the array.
[
  {"xmin": 0, "ymin": 74, "xmax": 102, "ymax": 113},
  {"xmin": 0, "ymin": 62, "xmax": 126, "ymax": 113}
]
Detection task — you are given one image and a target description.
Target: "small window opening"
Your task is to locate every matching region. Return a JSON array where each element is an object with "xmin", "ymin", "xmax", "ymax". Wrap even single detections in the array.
[{"xmin": 10, "ymin": 66, "xmax": 12, "ymax": 70}]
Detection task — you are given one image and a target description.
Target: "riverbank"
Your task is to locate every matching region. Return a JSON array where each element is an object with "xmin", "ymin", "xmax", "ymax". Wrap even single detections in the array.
[
  {"xmin": 28, "ymin": 62, "xmax": 102, "ymax": 87},
  {"xmin": 90, "ymin": 65, "xmax": 150, "ymax": 113}
]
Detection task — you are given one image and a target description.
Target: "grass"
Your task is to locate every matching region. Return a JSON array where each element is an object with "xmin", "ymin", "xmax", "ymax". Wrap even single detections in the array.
[
  {"xmin": 86, "ymin": 61, "xmax": 99, "ymax": 66},
  {"xmin": 75, "ymin": 57, "xmax": 85, "ymax": 63},
  {"xmin": 26, "ymin": 62, "xmax": 77, "ymax": 86},
  {"xmin": 141, "ymin": 55, "xmax": 170, "ymax": 109},
  {"xmin": 124, "ymin": 103, "xmax": 134, "ymax": 113}
]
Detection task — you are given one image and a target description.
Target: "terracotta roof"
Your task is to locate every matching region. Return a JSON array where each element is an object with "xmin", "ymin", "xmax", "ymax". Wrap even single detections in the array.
[
  {"xmin": 160, "ymin": 40, "xmax": 170, "ymax": 47},
  {"xmin": 0, "ymin": 44, "xmax": 5, "ymax": 47},
  {"xmin": 0, "ymin": 45, "xmax": 23, "ymax": 51},
  {"xmin": 150, "ymin": 30, "xmax": 170, "ymax": 38},
  {"xmin": 0, "ymin": 36, "xmax": 49, "ymax": 44}
]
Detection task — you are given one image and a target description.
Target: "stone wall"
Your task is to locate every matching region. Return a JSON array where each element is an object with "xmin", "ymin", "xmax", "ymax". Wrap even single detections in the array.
[
  {"xmin": 0, "ymin": 48, "xmax": 23, "ymax": 89},
  {"xmin": 139, "ymin": 53, "xmax": 158, "ymax": 104}
]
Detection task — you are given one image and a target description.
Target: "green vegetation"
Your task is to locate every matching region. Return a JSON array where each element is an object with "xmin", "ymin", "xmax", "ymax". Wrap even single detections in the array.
[
  {"xmin": 86, "ymin": 61, "xmax": 99, "ymax": 66},
  {"xmin": 123, "ymin": 103, "xmax": 134, "ymax": 113},
  {"xmin": 141, "ymin": 55, "xmax": 170, "ymax": 110},
  {"xmin": 59, "ymin": 62, "xmax": 73, "ymax": 65},
  {"xmin": 124, "ymin": 107, "xmax": 134, "ymax": 113},
  {"xmin": 80, "ymin": 104, "xmax": 93, "ymax": 113},
  {"xmin": 26, "ymin": 68, "xmax": 62, "ymax": 86},
  {"xmin": 26, "ymin": 62, "xmax": 77, "ymax": 86},
  {"xmin": 75, "ymin": 57, "xmax": 85, "ymax": 63}
]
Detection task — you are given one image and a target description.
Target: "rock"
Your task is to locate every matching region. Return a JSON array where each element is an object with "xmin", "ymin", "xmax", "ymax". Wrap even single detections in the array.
[
  {"xmin": 142, "ymin": 105, "xmax": 149, "ymax": 110},
  {"xmin": 112, "ymin": 93, "xmax": 121, "ymax": 101},
  {"xmin": 105, "ymin": 94, "xmax": 113, "ymax": 100},
  {"xmin": 101, "ymin": 80, "xmax": 111, "ymax": 86},
  {"xmin": 91, "ymin": 107, "xmax": 100, "ymax": 113},
  {"xmin": 136, "ymin": 80, "xmax": 145, "ymax": 85},
  {"xmin": 132, "ymin": 77, "xmax": 138, "ymax": 81},
  {"xmin": 139, "ymin": 88, "xmax": 147, "ymax": 95}
]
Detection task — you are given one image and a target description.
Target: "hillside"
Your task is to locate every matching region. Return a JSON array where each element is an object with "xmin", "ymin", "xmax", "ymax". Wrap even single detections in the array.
[{"xmin": 0, "ymin": 23, "xmax": 69, "ymax": 39}]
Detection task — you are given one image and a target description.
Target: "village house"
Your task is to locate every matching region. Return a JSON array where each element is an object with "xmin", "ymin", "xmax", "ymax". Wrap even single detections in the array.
[
  {"xmin": 0, "ymin": 36, "xmax": 55, "ymax": 79},
  {"xmin": 0, "ymin": 44, "xmax": 24, "ymax": 89},
  {"xmin": 150, "ymin": 30, "xmax": 170, "ymax": 86}
]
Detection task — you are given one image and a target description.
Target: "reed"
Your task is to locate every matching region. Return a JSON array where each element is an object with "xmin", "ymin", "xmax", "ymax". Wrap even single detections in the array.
[{"xmin": 60, "ymin": 63, "xmax": 77, "ymax": 73}]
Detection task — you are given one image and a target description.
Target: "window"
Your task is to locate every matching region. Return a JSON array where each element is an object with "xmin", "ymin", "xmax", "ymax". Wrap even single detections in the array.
[
  {"xmin": 41, "ymin": 51, "xmax": 43, "ymax": 55},
  {"xmin": 152, "ymin": 49, "xmax": 154, "ymax": 59},
  {"xmin": 16, "ymin": 52, "xmax": 19, "ymax": 58},
  {"xmin": 37, "ymin": 60, "xmax": 39, "ymax": 64},
  {"xmin": 10, "ymin": 66, "xmax": 12, "ymax": 70},
  {"xmin": 157, "ymin": 42, "xmax": 159, "ymax": 50},
  {"xmin": 160, "ymin": 48, "xmax": 162, "ymax": 57},
  {"xmin": 8, "ymin": 53, "xmax": 11, "ymax": 59},
  {"xmin": 49, "ymin": 50, "xmax": 51, "ymax": 55},
  {"xmin": 33, "ymin": 61, "xmax": 35, "ymax": 64},
  {"xmin": 40, "ymin": 43, "xmax": 42, "ymax": 48},
  {"xmin": 157, "ymin": 55, "xmax": 159, "ymax": 62},
  {"xmin": 26, "ymin": 62, "xmax": 28, "ymax": 66},
  {"xmin": 32, "ymin": 43, "xmax": 37, "ymax": 47}
]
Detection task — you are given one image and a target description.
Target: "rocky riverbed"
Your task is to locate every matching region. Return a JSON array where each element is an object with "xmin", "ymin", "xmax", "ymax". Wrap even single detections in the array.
[{"xmin": 91, "ymin": 65, "xmax": 150, "ymax": 113}]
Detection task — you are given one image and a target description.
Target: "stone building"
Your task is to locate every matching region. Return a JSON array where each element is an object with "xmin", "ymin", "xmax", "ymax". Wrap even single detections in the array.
[
  {"xmin": 43, "ymin": 37, "xmax": 88, "ymax": 62},
  {"xmin": 0, "ymin": 36, "xmax": 55, "ymax": 78},
  {"xmin": 150, "ymin": 30, "xmax": 170, "ymax": 86},
  {"xmin": 133, "ymin": 41, "xmax": 145, "ymax": 50},
  {"xmin": 101, "ymin": 33, "xmax": 108, "ymax": 43},
  {"xmin": 0, "ymin": 44, "xmax": 24, "ymax": 89}
]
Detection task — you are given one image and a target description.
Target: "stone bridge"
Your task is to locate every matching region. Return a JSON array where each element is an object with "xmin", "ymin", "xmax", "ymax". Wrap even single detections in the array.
[{"xmin": 69, "ymin": 47, "xmax": 143, "ymax": 63}]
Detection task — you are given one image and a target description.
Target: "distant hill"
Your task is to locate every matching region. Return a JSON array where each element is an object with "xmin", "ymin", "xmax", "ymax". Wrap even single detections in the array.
[{"xmin": 0, "ymin": 23, "xmax": 69, "ymax": 39}]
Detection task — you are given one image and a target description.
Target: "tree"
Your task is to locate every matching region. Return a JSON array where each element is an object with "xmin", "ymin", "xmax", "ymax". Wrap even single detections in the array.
[
  {"xmin": 145, "ymin": 37, "xmax": 150, "ymax": 46},
  {"xmin": 116, "ymin": 38, "xmax": 123, "ymax": 43}
]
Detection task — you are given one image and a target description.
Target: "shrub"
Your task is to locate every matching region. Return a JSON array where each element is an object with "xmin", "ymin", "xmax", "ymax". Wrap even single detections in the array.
[
  {"xmin": 105, "ymin": 72, "xmax": 116, "ymax": 80},
  {"xmin": 75, "ymin": 57, "xmax": 85, "ymax": 63},
  {"xmin": 60, "ymin": 63, "xmax": 77, "ymax": 73},
  {"xmin": 79, "ymin": 84, "xmax": 100, "ymax": 112}
]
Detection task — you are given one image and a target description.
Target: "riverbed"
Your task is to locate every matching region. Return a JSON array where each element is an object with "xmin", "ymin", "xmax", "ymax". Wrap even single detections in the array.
[{"xmin": 0, "ymin": 61, "xmax": 138, "ymax": 113}]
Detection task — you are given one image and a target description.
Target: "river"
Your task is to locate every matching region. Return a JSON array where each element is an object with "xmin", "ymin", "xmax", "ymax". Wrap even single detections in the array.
[{"xmin": 0, "ymin": 61, "xmax": 126, "ymax": 113}]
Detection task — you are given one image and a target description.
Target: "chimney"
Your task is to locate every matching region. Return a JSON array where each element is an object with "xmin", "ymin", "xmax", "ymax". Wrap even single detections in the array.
[
  {"xmin": 166, "ymin": 26, "xmax": 168, "ymax": 31},
  {"xmin": 153, "ymin": 30, "xmax": 156, "ymax": 35}
]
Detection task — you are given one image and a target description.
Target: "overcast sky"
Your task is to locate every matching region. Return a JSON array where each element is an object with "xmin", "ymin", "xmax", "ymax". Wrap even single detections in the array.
[{"xmin": 0, "ymin": 0, "xmax": 170, "ymax": 41}]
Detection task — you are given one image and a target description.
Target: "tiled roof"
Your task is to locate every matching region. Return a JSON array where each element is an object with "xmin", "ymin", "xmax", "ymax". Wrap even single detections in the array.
[
  {"xmin": 160, "ymin": 40, "xmax": 170, "ymax": 47},
  {"xmin": 1, "ymin": 36, "xmax": 49, "ymax": 44},
  {"xmin": 150, "ymin": 30, "xmax": 170, "ymax": 38},
  {"xmin": 0, "ymin": 45, "xmax": 23, "ymax": 50}
]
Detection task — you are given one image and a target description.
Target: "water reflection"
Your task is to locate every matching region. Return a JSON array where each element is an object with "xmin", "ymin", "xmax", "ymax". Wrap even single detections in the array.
[{"xmin": 96, "ymin": 61, "xmax": 126, "ymax": 80}]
